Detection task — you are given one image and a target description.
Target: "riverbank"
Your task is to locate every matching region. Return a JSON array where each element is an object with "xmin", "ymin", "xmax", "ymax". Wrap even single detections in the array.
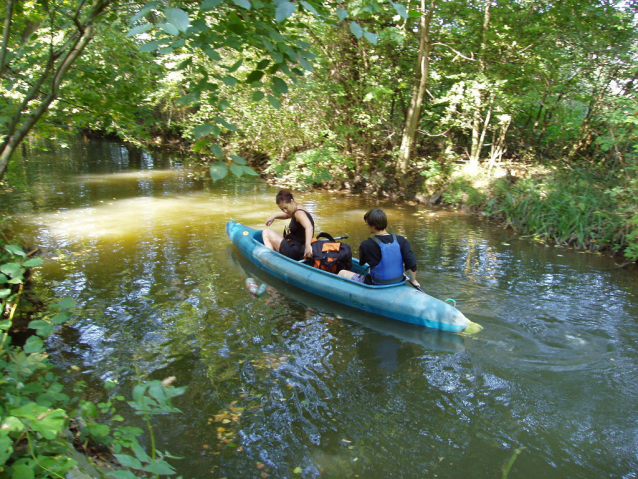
[{"xmin": 253, "ymin": 152, "xmax": 638, "ymax": 266}]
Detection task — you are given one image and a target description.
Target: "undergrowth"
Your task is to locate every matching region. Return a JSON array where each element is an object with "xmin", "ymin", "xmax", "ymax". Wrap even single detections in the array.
[{"xmin": 1, "ymin": 231, "xmax": 184, "ymax": 478}]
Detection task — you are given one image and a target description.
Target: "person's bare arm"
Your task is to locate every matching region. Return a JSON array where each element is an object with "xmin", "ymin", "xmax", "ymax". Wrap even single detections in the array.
[
  {"xmin": 295, "ymin": 210, "xmax": 314, "ymax": 258},
  {"xmin": 265, "ymin": 212, "xmax": 291, "ymax": 226},
  {"xmin": 407, "ymin": 269, "xmax": 420, "ymax": 288}
]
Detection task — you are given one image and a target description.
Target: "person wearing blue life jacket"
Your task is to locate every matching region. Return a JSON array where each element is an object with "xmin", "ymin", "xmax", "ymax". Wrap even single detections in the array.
[{"xmin": 338, "ymin": 208, "xmax": 420, "ymax": 288}]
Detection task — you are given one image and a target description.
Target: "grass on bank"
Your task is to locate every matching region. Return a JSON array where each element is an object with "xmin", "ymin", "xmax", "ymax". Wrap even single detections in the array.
[{"xmin": 440, "ymin": 164, "xmax": 638, "ymax": 262}]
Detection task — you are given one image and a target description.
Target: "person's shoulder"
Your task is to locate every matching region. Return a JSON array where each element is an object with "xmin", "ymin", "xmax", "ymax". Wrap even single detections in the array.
[
  {"xmin": 393, "ymin": 233, "xmax": 411, "ymax": 245},
  {"xmin": 360, "ymin": 237, "xmax": 376, "ymax": 247}
]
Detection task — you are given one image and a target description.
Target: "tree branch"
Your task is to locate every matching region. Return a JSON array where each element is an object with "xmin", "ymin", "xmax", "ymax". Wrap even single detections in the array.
[{"xmin": 0, "ymin": 0, "xmax": 15, "ymax": 78}]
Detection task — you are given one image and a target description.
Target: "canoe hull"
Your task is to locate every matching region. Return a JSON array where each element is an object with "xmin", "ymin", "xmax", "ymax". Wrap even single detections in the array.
[{"xmin": 226, "ymin": 221, "xmax": 468, "ymax": 333}]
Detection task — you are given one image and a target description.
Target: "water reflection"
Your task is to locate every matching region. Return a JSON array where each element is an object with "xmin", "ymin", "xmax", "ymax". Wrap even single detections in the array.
[{"xmin": 2, "ymin": 138, "xmax": 638, "ymax": 478}]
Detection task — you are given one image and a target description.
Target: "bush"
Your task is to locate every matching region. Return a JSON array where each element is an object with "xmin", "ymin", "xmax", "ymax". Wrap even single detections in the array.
[
  {"xmin": 267, "ymin": 147, "xmax": 354, "ymax": 189},
  {"xmin": 1, "ymin": 238, "xmax": 184, "ymax": 478}
]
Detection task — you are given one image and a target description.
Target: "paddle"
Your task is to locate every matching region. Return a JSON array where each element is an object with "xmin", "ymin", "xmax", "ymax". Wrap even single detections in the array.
[{"xmin": 404, "ymin": 274, "xmax": 425, "ymax": 293}]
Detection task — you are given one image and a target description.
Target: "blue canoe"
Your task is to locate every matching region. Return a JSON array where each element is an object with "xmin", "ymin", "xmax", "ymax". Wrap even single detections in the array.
[{"xmin": 226, "ymin": 221, "xmax": 470, "ymax": 333}]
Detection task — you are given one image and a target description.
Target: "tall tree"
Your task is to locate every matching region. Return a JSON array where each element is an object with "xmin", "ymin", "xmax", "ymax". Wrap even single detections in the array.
[
  {"xmin": 0, "ymin": 0, "xmax": 114, "ymax": 180},
  {"xmin": 396, "ymin": 0, "xmax": 437, "ymax": 185}
]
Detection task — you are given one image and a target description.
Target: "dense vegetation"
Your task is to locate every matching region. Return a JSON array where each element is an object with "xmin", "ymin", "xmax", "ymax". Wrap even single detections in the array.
[
  {"xmin": 1, "ymin": 0, "xmax": 636, "ymax": 259},
  {"xmin": 0, "ymin": 1, "xmax": 636, "ymax": 475}
]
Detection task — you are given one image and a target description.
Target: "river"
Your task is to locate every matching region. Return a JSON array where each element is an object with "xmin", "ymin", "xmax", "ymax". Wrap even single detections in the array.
[{"xmin": 1, "ymin": 138, "xmax": 637, "ymax": 478}]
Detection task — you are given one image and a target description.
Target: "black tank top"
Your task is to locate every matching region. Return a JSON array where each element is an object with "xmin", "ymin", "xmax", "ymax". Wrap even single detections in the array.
[{"xmin": 284, "ymin": 209, "xmax": 314, "ymax": 243}]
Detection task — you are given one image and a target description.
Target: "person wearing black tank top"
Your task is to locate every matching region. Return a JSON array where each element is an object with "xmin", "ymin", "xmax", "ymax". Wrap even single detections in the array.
[{"xmin": 263, "ymin": 189, "xmax": 315, "ymax": 261}]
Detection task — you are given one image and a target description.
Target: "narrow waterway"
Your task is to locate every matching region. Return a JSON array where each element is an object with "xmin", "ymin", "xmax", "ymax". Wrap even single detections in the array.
[{"xmin": 2, "ymin": 139, "xmax": 637, "ymax": 478}]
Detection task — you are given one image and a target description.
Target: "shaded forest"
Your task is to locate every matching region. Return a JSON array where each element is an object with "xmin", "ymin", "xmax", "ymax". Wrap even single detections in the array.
[{"xmin": 1, "ymin": 0, "xmax": 637, "ymax": 259}]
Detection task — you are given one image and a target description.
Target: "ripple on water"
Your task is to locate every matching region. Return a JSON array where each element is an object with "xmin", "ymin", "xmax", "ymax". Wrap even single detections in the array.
[{"xmin": 470, "ymin": 316, "xmax": 614, "ymax": 373}]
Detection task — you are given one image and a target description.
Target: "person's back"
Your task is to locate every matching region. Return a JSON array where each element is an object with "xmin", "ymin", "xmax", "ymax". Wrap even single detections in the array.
[{"xmin": 338, "ymin": 208, "xmax": 420, "ymax": 289}]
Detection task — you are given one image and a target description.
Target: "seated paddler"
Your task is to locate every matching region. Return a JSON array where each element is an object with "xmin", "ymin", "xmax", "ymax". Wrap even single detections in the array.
[
  {"xmin": 338, "ymin": 208, "xmax": 420, "ymax": 288},
  {"xmin": 263, "ymin": 189, "xmax": 315, "ymax": 261}
]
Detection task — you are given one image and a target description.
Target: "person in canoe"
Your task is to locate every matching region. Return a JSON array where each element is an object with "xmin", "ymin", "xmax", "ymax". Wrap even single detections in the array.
[
  {"xmin": 338, "ymin": 208, "xmax": 420, "ymax": 288},
  {"xmin": 263, "ymin": 189, "xmax": 315, "ymax": 260}
]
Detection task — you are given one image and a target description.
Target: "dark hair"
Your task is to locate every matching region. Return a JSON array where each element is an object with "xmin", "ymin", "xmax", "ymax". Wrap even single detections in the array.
[
  {"xmin": 364, "ymin": 208, "xmax": 388, "ymax": 230},
  {"xmin": 276, "ymin": 189, "xmax": 294, "ymax": 205}
]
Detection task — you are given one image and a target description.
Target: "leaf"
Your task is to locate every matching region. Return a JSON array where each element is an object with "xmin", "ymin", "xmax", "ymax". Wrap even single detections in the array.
[
  {"xmin": 143, "ymin": 459, "xmax": 177, "ymax": 475},
  {"xmin": 391, "ymin": 1, "xmax": 408, "ymax": 19},
  {"xmin": 201, "ymin": 0, "xmax": 224, "ymax": 10},
  {"xmin": 214, "ymin": 116, "xmax": 238, "ymax": 131},
  {"xmin": 28, "ymin": 319, "xmax": 53, "ymax": 337},
  {"xmin": 32, "ymin": 409, "xmax": 66, "ymax": 439},
  {"xmin": 165, "ymin": 8, "xmax": 190, "ymax": 32},
  {"xmin": 246, "ymin": 70, "xmax": 265, "ymax": 83},
  {"xmin": 131, "ymin": 442, "xmax": 151, "ymax": 463},
  {"xmin": 1, "ymin": 416, "xmax": 24, "ymax": 433},
  {"xmin": 22, "ymin": 258, "xmax": 43, "ymax": 267},
  {"xmin": 222, "ymin": 76, "xmax": 238, "ymax": 87},
  {"xmin": 193, "ymin": 123, "xmax": 217, "ymax": 138},
  {"xmin": 232, "ymin": 0, "xmax": 252, "ymax": 9},
  {"xmin": 114, "ymin": 454, "xmax": 143, "ymax": 470},
  {"xmin": 293, "ymin": 467, "xmax": 302, "ymax": 474},
  {"xmin": 299, "ymin": 0, "xmax": 319, "ymax": 16},
  {"xmin": 107, "ymin": 471, "xmax": 138, "ymax": 479},
  {"xmin": 252, "ymin": 91, "xmax": 265, "ymax": 101},
  {"xmin": 5, "ymin": 245, "xmax": 25, "ymax": 257},
  {"xmin": 0, "ymin": 319, "xmax": 11, "ymax": 329},
  {"xmin": 210, "ymin": 162, "xmax": 228, "ymax": 182},
  {"xmin": 57, "ymin": 297, "xmax": 75, "ymax": 309},
  {"xmin": 50, "ymin": 311, "xmax": 72, "ymax": 324},
  {"xmin": 275, "ymin": 2, "xmax": 296, "ymax": 22},
  {"xmin": 349, "ymin": 21, "xmax": 363, "ymax": 39},
  {"xmin": 297, "ymin": 57, "xmax": 313, "ymax": 72},
  {"xmin": 272, "ymin": 76, "xmax": 288, "ymax": 94},
  {"xmin": 226, "ymin": 59, "xmax": 243, "ymax": 73},
  {"xmin": 230, "ymin": 163, "xmax": 244, "ymax": 177},
  {"xmin": 204, "ymin": 48, "xmax": 221, "ymax": 61},
  {"xmin": 0, "ymin": 289, "xmax": 11, "ymax": 300},
  {"xmin": 211, "ymin": 144, "xmax": 224, "ymax": 158},
  {"xmin": 363, "ymin": 31, "xmax": 378, "ymax": 45},
  {"xmin": 267, "ymin": 95, "xmax": 281, "ymax": 109},
  {"xmin": 230, "ymin": 155, "xmax": 247, "ymax": 165},
  {"xmin": 336, "ymin": 8, "xmax": 348, "ymax": 21},
  {"xmin": 11, "ymin": 465, "xmax": 35, "ymax": 479},
  {"xmin": 127, "ymin": 24, "xmax": 153, "ymax": 37},
  {"xmin": 139, "ymin": 40, "xmax": 161, "ymax": 53},
  {"xmin": 130, "ymin": 2, "xmax": 159, "ymax": 23},
  {"xmin": 242, "ymin": 166, "xmax": 259, "ymax": 176},
  {"xmin": 159, "ymin": 23, "xmax": 180, "ymax": 36},
  {"xmin": 24, "ymin": 336, "xmax": 44, "ymax": 353}
]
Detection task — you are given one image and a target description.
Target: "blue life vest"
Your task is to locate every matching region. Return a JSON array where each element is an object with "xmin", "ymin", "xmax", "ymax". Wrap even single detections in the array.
[{"xmin": 370, "ymin": 234, "xmax": 405, "ymax": 285}]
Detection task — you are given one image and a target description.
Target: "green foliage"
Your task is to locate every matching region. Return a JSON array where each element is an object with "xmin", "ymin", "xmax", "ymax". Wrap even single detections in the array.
[
  {"xmin": 442, "ymin": 176, "xmax": 487, "ymax": 208},
  {"xmin": 267, "ymin": 147, "xmax": 353, "ymax": 189},
  {"xmin": 0, "ymin": 237, "xmax": 185, "ymax": 478},
  {"xmin": 485, "ymin": 170, "xmax": 626, "ymax": 253}
]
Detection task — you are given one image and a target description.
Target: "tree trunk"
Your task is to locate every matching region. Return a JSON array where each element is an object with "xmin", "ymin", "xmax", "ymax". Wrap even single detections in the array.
[
  {"xmin": 467, "ymin": 0, "xmax": 492, "ymax": 173},
  {"xmin": 0, "ymin": 0, "xmax": 111, "ymax": 181},
  {"xmin": 396, "ymin": 0, "xmax": 437, "ymax": 185}
]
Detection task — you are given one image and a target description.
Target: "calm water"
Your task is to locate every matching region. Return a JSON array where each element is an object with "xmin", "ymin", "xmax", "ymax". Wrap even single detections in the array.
[{"xmin": 2, "ymin": 139, "xmax": 638, "ymax": 478}]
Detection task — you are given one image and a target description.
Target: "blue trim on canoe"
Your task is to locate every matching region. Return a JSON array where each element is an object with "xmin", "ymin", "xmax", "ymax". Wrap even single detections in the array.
[{"xmin": 226, "ymin": 221, "xmax": 468, "ymax": 333}]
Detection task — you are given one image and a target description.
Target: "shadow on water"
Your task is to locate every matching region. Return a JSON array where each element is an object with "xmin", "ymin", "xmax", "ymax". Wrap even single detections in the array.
[{"xmin": 227, "ymin": 247, "xmax": 466, "ymax": 354}]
